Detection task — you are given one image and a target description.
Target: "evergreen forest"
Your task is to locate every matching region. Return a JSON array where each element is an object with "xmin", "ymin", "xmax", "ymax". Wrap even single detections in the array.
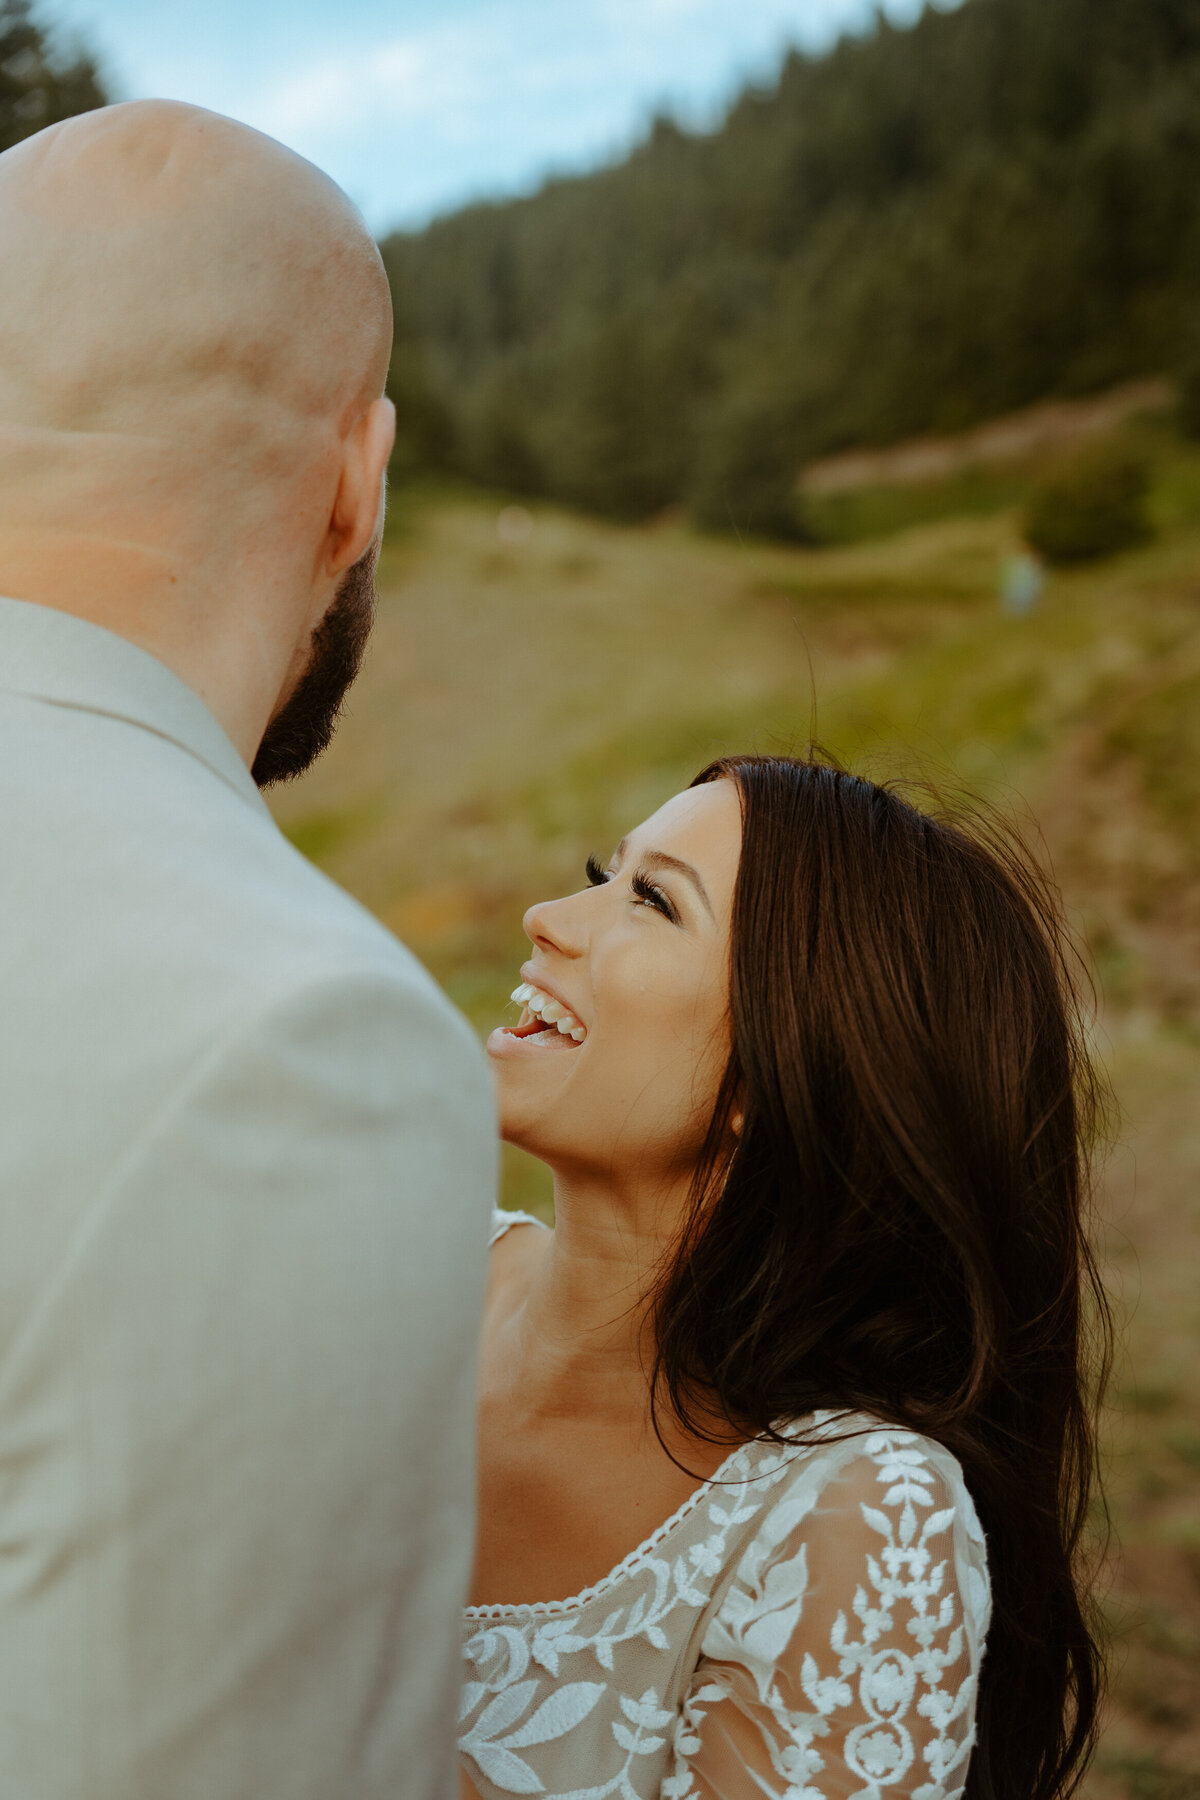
[
  {"xmin": 381, "ymin": 0, "xmax": 1200, "ymax": 535},
  {"xmin": 0, "ymin": 0, "xmax": 105, "ymax": 153}
]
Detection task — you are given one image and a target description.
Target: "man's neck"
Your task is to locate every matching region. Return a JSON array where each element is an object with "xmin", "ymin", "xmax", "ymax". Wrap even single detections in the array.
[{"xmin": 0, "ymin": 525, "xmax": 301, "ymax": 768}]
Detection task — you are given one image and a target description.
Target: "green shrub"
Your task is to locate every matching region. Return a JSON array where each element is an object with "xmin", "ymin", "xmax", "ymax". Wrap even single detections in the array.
[
  {"xmin": 1176, "ymin": 355, "xmax": 1200, "ymax": 442},
  {"xmin": 1024, "ymin": 442, "xmax": 1152, "ymax": 565},
  {"xmin": 688, "ymin": 401, "xmax": 815, "ymax": 543}
]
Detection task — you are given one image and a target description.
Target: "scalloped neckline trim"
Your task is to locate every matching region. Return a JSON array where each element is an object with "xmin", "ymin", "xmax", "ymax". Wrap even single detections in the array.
[{"xmin": 464, "ymin": 1434, "xmax": 778, "ymax": 1620}]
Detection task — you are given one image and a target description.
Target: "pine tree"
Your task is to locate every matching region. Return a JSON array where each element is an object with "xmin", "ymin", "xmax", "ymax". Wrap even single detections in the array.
[{"xmin": 1, "ymin": 0, "xmax": 106, "ymax": 155}]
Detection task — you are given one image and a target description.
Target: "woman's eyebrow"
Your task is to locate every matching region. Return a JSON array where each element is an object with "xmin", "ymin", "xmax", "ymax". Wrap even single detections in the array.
[
  {"xmin": 646, "ymin": 852, "xmax": 714, "ymax": 919},
  {"xmin": 613, "ymin": 838, "xmax": 713, "ymax": 920}
]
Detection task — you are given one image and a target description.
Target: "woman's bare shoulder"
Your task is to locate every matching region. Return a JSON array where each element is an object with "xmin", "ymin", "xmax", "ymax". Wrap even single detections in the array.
[
  {"xmin": 485, "ymin": 1208, "xmax": 551, "ymax": 1312},
  {"xmin": 488, "ymin": 1206, "xmax": 550, "ymax": 1248}
]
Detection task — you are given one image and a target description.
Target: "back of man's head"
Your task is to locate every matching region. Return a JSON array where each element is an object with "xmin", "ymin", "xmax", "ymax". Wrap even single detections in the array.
[{"xmin": 0, "ymin": 101, "xmax": 396, "ymax": 772}]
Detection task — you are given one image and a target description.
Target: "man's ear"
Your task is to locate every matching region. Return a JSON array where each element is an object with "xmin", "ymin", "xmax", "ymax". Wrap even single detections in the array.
[{"xmin": 325, "ymin": 395, "xmax": 396, "ymax": 576}]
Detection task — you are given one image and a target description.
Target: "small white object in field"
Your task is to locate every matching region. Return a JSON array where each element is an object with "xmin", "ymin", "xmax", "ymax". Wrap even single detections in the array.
[
  {"xmin": 1000, "ymin": 549, "xmax": 1044, "ymax": 616},
  {"xmin": 496, "ymin": 504, "xmax": 534, "ymax": 545}
]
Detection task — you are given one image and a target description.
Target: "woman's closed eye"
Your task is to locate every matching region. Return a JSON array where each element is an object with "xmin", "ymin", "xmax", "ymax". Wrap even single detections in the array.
[{"xmin": 585, "ymin": 854, "xmax": 678, "ymax": 923}]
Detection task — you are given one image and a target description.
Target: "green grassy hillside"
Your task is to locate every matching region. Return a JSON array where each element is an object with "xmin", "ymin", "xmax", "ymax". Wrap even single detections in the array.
[{"xmin": 270, "ymin": 423, "xmax": 1200, "ymax": 1795}]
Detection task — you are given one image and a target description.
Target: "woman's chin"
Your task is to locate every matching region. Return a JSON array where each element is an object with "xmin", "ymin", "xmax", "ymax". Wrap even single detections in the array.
[{"xmin": 487, "ymin": 1023, "xmax": 582, "ymax": 1143}]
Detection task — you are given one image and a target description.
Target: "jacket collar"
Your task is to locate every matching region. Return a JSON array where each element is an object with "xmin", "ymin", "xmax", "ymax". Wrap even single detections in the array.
[{"xmin": 0, "ymin": 594, "xmax": 271, "ymax": 814}]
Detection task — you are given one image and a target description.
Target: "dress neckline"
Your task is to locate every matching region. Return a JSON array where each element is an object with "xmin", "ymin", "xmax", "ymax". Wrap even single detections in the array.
[
  {"xmin": 464, "ymin": 1432, "xmax": 788, "ymax": 1620},
  {"xmin": 474, "ymin": 1214, "xmax": 860, "ymax": 1619},
  {"xmin": 476, "ymin": 1213, "xmax": 766, "ymax": 1618}
]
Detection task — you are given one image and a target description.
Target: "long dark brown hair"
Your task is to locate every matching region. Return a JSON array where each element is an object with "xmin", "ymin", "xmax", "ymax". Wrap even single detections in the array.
[{"xmin": 651, "ymin": 753, "xmax": 1111, "ymax": 1800}]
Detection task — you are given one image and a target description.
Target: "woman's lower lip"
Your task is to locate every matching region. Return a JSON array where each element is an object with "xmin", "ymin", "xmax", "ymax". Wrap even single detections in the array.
[{"xmin": 486, "ymin": 1025, "xmax": 581, "ymax": 1059}]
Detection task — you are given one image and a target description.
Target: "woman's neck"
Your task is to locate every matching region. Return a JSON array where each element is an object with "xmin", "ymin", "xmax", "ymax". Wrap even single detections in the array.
[
  {"xmin": 504, "ymin": 1172, "xmax": 680, "ymax": 1420},
  {"xmin": 494, "ymin": 1170, "xmax": 736, "ymax": 1461}
]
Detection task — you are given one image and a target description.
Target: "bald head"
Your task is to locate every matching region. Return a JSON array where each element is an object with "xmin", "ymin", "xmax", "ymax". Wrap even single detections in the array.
[
  {"xmin": 0, "ymin": 99, "xmax": 391, "ymax": 451},
  {"xmin": 0, "ymin": 101, "xmax": 397, "ymax": 770}
]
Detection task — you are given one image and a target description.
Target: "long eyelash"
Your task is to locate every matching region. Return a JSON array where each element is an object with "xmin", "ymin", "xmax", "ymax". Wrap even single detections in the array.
[
  {"xmin": 586, "ymin": 854, "xmax": 676, "ymax": 922},
  {"xmin": 631, "ymin": 870, "xmax": 677, "ymax": 921}
]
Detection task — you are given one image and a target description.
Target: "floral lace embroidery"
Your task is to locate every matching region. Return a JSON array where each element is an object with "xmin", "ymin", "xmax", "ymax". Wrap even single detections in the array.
[
  {"xmin": 460, "ymin": 1423, "xmax": 989, "ymax": 1800},
  {"xmin": 663, "ymin": 1433, "xmax": 981, "ymax": 1800}
]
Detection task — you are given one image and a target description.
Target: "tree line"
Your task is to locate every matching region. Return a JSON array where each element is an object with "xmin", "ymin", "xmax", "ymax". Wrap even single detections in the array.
[
  {"xmin": 6, "ymin": 0, "xmax": 1200, "ymax": 540},
  {"xmin": 381, "ymin": 0, "xmax": 1200, "ymax": 536},
  {"xmin": 1, "ymin": 0, "xmax": 105, "ymax": 154}
]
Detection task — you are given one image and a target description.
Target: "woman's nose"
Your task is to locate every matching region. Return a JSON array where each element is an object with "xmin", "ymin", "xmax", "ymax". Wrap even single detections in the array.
[{"xmin": 523, "ymin": 891, "xmax": 586, "ymax": 956}]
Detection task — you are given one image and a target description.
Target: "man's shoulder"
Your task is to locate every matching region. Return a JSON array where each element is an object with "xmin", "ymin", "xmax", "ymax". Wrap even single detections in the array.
[
  {"xmin": 32, "ymin": 704, "xmax": 399, "ymax": 962},
  {"xmin": 224, "ymin": 909, "xmax": 483, "ymax": 1074},
  {"xmin": 164, "ymin": 823, "xmax": 467, "ymax": 1056},
  {"xmin": 160, "ymin": 807, "xmax": 490, "ymax": 1085},
  {"xmin": 1, "ymin": 691, "xmax": 465, "ymax": 1054},
  {"xmin": 201, "ymin": 817, "xmax": 410, "ymax": 980}
]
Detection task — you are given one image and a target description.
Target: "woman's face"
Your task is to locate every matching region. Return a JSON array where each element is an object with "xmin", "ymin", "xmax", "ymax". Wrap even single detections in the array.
[{"xmin": 487, "ymin": 779, "xmax": 742, "ymax": 1190}]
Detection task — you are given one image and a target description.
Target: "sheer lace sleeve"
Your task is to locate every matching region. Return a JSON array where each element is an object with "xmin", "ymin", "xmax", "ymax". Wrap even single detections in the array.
[{"xmin": 664, "ymin": 1428, "xmax": 991, "ymax": 1800}]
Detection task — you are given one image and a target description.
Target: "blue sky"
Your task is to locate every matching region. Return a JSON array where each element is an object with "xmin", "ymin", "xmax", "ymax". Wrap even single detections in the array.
[{"xmin": 47, "ymin": 0, "xmax": 949, "ymax": 234}]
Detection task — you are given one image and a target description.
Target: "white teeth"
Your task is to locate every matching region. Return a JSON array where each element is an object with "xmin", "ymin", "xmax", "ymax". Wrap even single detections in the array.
[{"xmin": 508, "ymin": 979, "xmax": 588, "ymax": 1042}]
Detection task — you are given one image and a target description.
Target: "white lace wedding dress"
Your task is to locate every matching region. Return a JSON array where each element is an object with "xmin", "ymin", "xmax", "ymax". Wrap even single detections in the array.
[{"xmin": 459, "ymin": 1212, "xmax": 992, "ymax": 1800}]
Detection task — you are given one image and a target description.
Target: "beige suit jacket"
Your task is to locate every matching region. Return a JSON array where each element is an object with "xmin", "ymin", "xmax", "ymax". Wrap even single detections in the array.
[{"xmin": 0, "ymin": 596, "xmax": 496, "ymax": 1799}]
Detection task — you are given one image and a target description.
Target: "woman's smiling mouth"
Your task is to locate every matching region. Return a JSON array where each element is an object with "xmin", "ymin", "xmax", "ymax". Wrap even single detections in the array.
[
  {"xmin": 511, "ymin": 981, "xmax": 587, "ymax": 1042},
  {"xmin": 487, "ymin": 977, "xmax": 588, "ymax": 1058}
]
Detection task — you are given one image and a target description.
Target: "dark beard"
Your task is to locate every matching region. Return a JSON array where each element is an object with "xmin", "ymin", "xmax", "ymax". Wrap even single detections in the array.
[{"xmin": 252, "ymin": 540, "xmax": 378, "ymax": 789}]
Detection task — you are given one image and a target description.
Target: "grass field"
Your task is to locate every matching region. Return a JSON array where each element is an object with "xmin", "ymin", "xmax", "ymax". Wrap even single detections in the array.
[{"xmin": 269, "ymin": 424, "xmax": 1200, "ymax": 1794}]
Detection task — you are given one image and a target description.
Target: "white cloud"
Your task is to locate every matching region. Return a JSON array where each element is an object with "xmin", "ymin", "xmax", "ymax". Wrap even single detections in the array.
[
  {"xmin": 302, "ymin": 2, "xmax": 724, "ymax": 137},
  {"xmin": 255, "ymin": 41, "xmax": 431, "ymax": 141}
]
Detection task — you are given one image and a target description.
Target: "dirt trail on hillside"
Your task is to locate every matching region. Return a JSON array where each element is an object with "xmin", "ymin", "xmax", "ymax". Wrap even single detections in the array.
[{"xmin": 801, "ymin": 378, "xmax": 1173, "ymax": 495}]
